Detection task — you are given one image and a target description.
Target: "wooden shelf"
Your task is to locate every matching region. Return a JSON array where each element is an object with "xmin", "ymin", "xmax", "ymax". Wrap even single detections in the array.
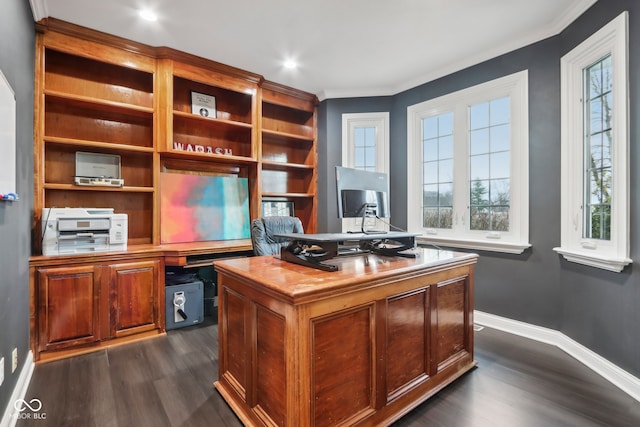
[
  {"xmin": 171, "ymin": 112, "xmax": 254, "ymax": 159},
  {"xmin": 44, "ymin": 143, "xmax": 153, "ymax": 188},
  {"xmin": 261, "ymin": 168, "xmax": 314, "ymax": 194},
  {"xmin": 262, "ymin": 128, "xmax": 314, "ymax": 142},
  {"xmin": 44, "ymin": 90, "xmax": 154, "ymax": 115},
  {"xmin": 172, "ymin": 75, "xmax": 254, "ymax": 123},
  {"xmin": 160, "ymin": 148, "xmax": 258, "ymax": 165},
  {"xmin": 44, "ymin": 47, "xmax": 154, "ymax": 109},
  {"xmin": 44, "ymin": 96, "xmax": 153, "ymax": 149},
  {"xmin": 262, "ymin": 102, "xmax": 314, "ymax": 139},
  {"xmin": 44, "ymin": 137, "xmax": 155, "ymax": 153},
  {"xmin": 42, "ymin": 189, "xmax": 153, "ymax": 245},
  {"xmin": 261, "ymin": 160, "xmax": 315, "ymax": 171},
  {"xmin": 262, "ymin": 192, "xmax": 315, "ymax": 198},
  {"xmin": 173, "ymin": 110, "xmax": 253, "ymax": 129},
  {"xmin": 43, "ymin": 183, "xmax": 154, "ymax": 193}
]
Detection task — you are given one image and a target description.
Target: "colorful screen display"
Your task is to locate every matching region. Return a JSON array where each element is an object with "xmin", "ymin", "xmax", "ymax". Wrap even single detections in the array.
[{"xmin": 160, "ymin": 173, "xmax": 250, "ymax": 244}]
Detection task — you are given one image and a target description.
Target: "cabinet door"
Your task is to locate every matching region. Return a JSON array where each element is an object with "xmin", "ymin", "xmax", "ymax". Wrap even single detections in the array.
[
  {"xmin": 108, "ymin": 259, "xmax": 162, "ymax": 338},
  {"xmin": 37, "ymin": 265, "xmax": 100, "ymax": 352}
]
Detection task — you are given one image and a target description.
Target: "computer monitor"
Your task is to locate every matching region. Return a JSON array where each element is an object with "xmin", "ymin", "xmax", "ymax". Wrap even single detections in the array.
[{"xmin": 335, "ymin": 166, "xmax": 389, "ymax": 219}]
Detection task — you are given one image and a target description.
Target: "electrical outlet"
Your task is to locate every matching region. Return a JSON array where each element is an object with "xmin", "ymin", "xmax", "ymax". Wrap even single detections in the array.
[
  {"xmin": 0, "ymin": 357, "xmax": 4, "ymax": 386},
  {"xmin": 12, "ymin": 348, "xmax": 17, "ymax": 373}
]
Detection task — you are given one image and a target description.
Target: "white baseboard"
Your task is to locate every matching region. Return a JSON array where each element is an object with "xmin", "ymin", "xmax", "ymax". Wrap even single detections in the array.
[
  {"xmin": 1, "ymin": 351, "xmax": 35, "ymax": 427},
  {"xmin": 474, "ymin": 311, "xmax": 640, "ymax": 403}
]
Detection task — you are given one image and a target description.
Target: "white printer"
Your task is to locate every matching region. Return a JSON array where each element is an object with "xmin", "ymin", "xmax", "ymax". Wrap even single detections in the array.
[{"xmin": 41, "ymin": 208, "xmax": 128, "ymax": 256}]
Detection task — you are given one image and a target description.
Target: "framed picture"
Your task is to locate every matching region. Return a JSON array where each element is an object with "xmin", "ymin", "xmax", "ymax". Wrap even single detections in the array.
[
  {"xmin": 262, "ymin": 200, "xmax": 295, "ymax": 217},
  {"xmin": 191, "ymin": 91, "xmax": 216, "ymax": 118},
  {"xmin": 160, "ymin": 172, "xmax": 250, "ymax": 244}
]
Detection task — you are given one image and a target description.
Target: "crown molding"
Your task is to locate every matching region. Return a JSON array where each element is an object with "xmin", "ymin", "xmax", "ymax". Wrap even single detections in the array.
[
  {"xmin": 322, "ymin": 0, "xmax": 599, "ymax": 100},
  {"xmin": 29, "ymin": 0, "xmax": 47, "ymax": 21},
  {"xmin": 549, "ymin": 0, "xmax": 599, "ymax": 35}
]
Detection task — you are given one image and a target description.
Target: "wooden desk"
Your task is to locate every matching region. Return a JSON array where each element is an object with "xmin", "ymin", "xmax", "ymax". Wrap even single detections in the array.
[{"xmin": 213, "ymin": 248, "xmax": 478, "ymax": 427}]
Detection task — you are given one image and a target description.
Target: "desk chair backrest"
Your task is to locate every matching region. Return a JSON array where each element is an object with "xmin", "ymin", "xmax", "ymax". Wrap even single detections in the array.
[{"xmin": 250, "ymin": 216, "xmax": 304, "ymax": 256}]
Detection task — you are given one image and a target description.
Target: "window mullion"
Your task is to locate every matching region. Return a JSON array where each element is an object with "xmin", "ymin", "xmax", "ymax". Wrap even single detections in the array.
[{"xmin": 452, "ymin": 104, "xmax": 468, "ymax": 233}]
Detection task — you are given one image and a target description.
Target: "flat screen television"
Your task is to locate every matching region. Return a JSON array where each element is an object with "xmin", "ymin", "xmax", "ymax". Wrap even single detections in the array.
[{"xmin": 336, "ymin": 166, "xmax": 389, "ymax": 219}]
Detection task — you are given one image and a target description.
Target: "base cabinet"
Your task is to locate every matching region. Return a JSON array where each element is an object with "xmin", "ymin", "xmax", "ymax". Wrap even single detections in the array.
[
  {"xmin": 32, "ymin": 255, "xmax": 164, "ymax": 361},
  {"xmin": 37, "ymin": 265, "xmax": 101, "ymax": 352},
  {"xmin": 109, "ymin": 260, "xmax": 162, "ymax": 338}
]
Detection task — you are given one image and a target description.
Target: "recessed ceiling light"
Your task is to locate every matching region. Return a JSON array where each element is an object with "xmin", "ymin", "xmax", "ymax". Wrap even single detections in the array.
[
  {"xmin": 139, "ymin": 9, "xmax": 158, "ymax": 22},
  {"xmin": 283, "ymin": 59, "xmax": 298, "ymax": 70}
]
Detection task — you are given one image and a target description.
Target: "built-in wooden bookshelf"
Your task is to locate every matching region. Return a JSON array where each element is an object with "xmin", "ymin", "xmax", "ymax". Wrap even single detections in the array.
[
  {"xmin": 33, "ymin": 18, "xmax": 318, "ymax": 253},
  {"xmin": 30, "ymin": 18, "xmax": 318, "ymax": 361},
  {"xmin": 260, "ymin": 82, "xmax": 318, "ymax": 232},
  {"xmin": 35, "ymin": 35, "xmax": 157, "ymax": 249}
]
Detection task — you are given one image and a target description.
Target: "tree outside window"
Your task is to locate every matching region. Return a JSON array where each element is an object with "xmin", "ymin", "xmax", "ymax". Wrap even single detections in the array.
[{"xmin": 584, "ymin": 55, "xmax": 612, "ymax": 241}]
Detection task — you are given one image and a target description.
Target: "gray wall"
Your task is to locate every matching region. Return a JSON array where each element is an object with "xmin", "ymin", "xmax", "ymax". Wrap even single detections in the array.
[
  {"xmin": 0, "ymin": 0, "xmax": 34, "ymax": 414},
  {"xmin": 317, "ymin": 96, "xmax": 392, "ymax": 233},
  {"xmin": 318, "ymin": 0, "xmax": 640, "ymax": 377}
]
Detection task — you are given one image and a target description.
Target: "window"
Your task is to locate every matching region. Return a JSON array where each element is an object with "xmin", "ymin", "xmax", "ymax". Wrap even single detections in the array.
[
  {"xmin": 353, "ymin": 126, "xmax": 378, "ymax": 172},
  {"xmin": 555, "ymin": 12, "xmax": 630, "ymax": 272},
  {"xmin": 407, "ymin": 71, "xmax": 529, "ymax": 254},
  {"xmin": 342, "ymin": 112, "xmax": 389, "ymax": 231},
  {"xmin": 342, "ymin": 112, "xmax": 389, "ymax": 173},
  {"xmin": 422, "ymin": 112, "xmax": 454, "ymax": 229},
  {"xmin": 584, "ymin": 56, "xmax": 612, "ymax": 241},
  {"xmin": 468, "ymin": 97, "xmax": 511, "ymax": 232}
]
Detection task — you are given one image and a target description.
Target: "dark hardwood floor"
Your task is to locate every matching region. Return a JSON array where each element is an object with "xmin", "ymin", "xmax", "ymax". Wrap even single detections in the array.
[{"xmin": 16, "ymin": 316, "xmax": 640, "ymax": 427}]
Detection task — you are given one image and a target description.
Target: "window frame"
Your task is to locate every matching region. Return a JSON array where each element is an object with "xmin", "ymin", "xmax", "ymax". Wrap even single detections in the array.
[
  {"xmin": 407, "ymin": 71, "xmax": 530, "ymax": 254},
  {"xmin": 554, "ymin": 11, "xmax": 631, "ymax": 272},
  {"xmin": 341, "ymin": 112, "xmax": 390, "ymax": 232}
]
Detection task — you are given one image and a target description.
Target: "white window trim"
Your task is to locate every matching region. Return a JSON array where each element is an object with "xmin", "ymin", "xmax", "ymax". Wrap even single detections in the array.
[
  {"xmin": 554, "ymin": 11, "xmax": 631, "ymax": 272},
  {"xmin": 407, "ymin": 71, "xmax": 530, "ymax": 254},
  {"xmin": 341, "ymin": 112, "xmax": 390, "ymax": 232},
  {"xmin": 342, "ymin": 112, "xmax": 389, "ymax": 173}
]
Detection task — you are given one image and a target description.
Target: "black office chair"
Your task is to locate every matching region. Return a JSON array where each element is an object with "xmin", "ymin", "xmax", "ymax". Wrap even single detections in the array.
[{"xmin": 250, "ymin": 216, "xmax": 304, "ymax": 256}]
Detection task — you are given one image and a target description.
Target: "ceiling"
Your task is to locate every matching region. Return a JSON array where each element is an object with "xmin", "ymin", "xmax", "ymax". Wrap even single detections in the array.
[{"xmin": 29, "ymin": 0, "xmax": 597, "ymax": 100}]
